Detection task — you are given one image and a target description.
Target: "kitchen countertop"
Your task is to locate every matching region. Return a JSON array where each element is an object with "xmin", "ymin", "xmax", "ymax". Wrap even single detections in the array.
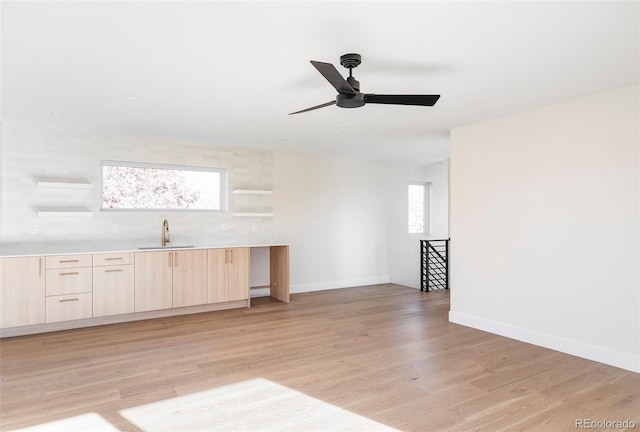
[{"xmin": 0, "ymin": 241, "xmax": 289, "ymax": 258}]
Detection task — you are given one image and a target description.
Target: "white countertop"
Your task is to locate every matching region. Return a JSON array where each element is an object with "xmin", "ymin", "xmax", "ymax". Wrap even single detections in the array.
[{"xmin": 0, "ymin": 241, "xmax": 289, "ymax": 258}]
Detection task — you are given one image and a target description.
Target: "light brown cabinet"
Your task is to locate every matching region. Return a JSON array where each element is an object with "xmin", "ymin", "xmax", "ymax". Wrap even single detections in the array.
[
  {"xmin": 135, "ymin": 250, "xmax": 209, "ymax": 311},
  {"xmin": 44, "ymin": 254, "xmax": 93, "ymax": 323},
  {"xmin": 207, "ymin": 248, "xmax": 249, "ymax": 303},
  {"xmin": 46, "ymin": 293, "xmax": 92, "ymax": 323},
  {"xmin": 45, "ymin": 267, "xmax": 92, "ymax": 296},
  {"xmin": 134, "ymin": 251, "xmax": 173, "ymax": 312},
  {"xmin": 0, "ymin": 256, "xmax": 46, "ymax": 328},
  {"xmin": 0, "ymin": 245, "xmax": 287, "ymax": 336},
  {"xmin": 173, "ymin": 249, "xmax": 208, "ymax": 308},
  {"xmin": 93, "ymin": 252, "xmax": 134, "ymax": 317},
  {"xmin": 46, "ymin": 254, "xmax": 92, "ymax": 269}
]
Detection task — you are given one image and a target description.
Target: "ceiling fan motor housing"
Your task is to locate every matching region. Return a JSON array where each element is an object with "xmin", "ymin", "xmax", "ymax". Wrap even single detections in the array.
[
  {"xmin": 337, "ymin": 65, "xmax": 364, "ymax": 108},
  {"xmin": 337, "ymin": 92, "xmax": 365, "ymax": 108}
]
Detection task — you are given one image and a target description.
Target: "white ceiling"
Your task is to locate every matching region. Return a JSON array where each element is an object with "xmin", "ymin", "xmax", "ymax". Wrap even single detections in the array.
[{"xmin": 2, "ymin": 1, "xmax": 638, "ymax": 165}]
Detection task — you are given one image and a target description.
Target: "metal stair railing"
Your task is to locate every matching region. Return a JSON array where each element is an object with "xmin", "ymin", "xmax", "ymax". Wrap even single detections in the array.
[{"xmin": 420, "ymin": 239, "xmax": 450, "ymax": 292}]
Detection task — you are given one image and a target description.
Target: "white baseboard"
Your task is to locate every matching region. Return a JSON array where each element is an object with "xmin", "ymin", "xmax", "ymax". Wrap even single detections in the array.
[
  {"xmin": 449, "ymin": 310, "xmax": 640, "ymax": 373},
  {"xmin": 250, "ymin": 275, "xmax": 391, "ymax": 298},
  {"xmin": 291, "ymin": 275, "xmax": 391, "ymax": 294}
]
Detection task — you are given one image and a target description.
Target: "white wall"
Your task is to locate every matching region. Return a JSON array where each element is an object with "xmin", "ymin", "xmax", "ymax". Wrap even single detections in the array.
[
  {"xmin": 0, "ymin": 123, "xmax": 3, "ymax": 240},
  {"xmin": 272, "ymin": 151, "xmax": 392, "ymax": 292},
  {"xmin": 0, "ymin": 125, "xmax": 274, "ymax": 246},
  {"xmin": 387, "ymin": 162, "xmax": 449, "ymax": 289},
  {"xmin": 1, "ymin": 125, "xmax": 450, "ymax": 296},
  {"xmin": 449, "ymin": 85, "xmax": 639, "ymax": 372},
  {"xmin": 272, "ymin": 151, "xmax": 449, "ymax": 292}
]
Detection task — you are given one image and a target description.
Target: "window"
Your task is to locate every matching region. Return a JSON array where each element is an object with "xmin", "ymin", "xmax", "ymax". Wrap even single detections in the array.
[
  {"xmin": 408, "ymin": 182, "xmax": 429, "ymax": 234},
  {"xmin": 101, "ymin": 161, "xmax": 226, "ymax": 211}
]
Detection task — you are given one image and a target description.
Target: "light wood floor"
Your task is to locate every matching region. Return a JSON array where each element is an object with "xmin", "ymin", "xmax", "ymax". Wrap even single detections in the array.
[{"xmin": 1, "ymin": 285, "xmax": 638, "ymax": 431}]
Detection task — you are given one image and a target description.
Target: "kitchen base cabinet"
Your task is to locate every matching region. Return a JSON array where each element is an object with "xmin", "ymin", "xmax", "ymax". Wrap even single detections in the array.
[
  {"xmin": 46, "ymin": 267, "xmax": 92, "ymax": 296},
  {"xmin": 0, "ymin": 244, "xmax": 288, "ymax": 337},
  {"xmin": 207, "ymin": 249, "xmax": 229, "ymax": 303},
  {"xmin": 228, "ymin": 248, "xmax": 250, "ymax": 301},
  {"xmin": 173, "ymin": 249, "xmax": 208, "ymax": 308},
  {"xmin": 44, "ymin": 253, "xmax": 93, "ymax": 323},
  {"xmin": 134, "ymin": 251, "xmax": 173, "ymax": 312},
  {"xmin": 0, "ymin": 257, "xmax": 46, "ymax": 328},
  {"xmin": 93, "ymin": 264, "xmax": 135, "ymax": 317},
  {"xmin": 208, "ymin": 248, "xmax": 249, "ymax": 303},
  {"xmin": 93, "ymin": 253, "xmax": 134, "ymax": 317},
  {"xmin": 46, "ymin": 293, "xmax": 92, "ymax": 323}
]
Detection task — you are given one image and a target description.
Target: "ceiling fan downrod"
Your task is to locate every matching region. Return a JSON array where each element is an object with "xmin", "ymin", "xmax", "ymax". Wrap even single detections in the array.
[{"xmin": 341, "ymin": 53, "xmax": 361, "ymax": 92}]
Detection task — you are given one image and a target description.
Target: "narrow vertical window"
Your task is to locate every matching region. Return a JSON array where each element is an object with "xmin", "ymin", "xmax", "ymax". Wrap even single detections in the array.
[{"xmin": 408, "ymin": 183, "xmax": 428, "ymax": 234}]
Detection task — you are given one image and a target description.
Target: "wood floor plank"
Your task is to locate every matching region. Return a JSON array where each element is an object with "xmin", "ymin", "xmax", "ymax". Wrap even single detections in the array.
[{"xmin": 1, "ymin": 284, "xmax": 638, "ymax": 431}]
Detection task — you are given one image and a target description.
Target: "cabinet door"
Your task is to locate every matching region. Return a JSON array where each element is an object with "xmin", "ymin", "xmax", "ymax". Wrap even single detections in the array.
[
  {"xmin": 0, "ymin": 257, "xmax": 46, "ymax": 328},
  {"xmin": 134, "ymin": 252, "xmax": 173, "ymax": 312},
  {"xmin": 228, "ymin": 248, "xmax": 250, "ymax": 301},
  {"xmin": 173, "ymin": 249, "xmax": 208, "ymax": 308},
  {"xmin": 207, "ymin": 249, "xmax": 228, "ymax": 303},
  {"xmin": 93, "ymin": 265, "xmax": 134, "ymax": 317}
]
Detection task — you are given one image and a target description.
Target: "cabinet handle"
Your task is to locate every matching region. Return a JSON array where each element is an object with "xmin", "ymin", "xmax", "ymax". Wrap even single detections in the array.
[
  {"xmin": 59, "ymin": 272, "xmax": 80, "ymax": 276},
  {"xmin": 174, "ymin": 252, "xmax": 178, "ymax": 267},
  {"xmin": 169, "ymin": 252, "xmax": 172, "ymax": 267},
  {"xmin": 104, "ymin": 257, "xmax": 123, "ymax": 261},
  {"xmin": 39, "ymin": 258, "xmax": 42, "ymax": 275},
  {"xmin": 104, "ymin": 269, "xmax": 123, "ymax": 273},
  {"xmin": 230, "ymin": 249, "xmax": 233, "ymax": 263},
  {"xmin": 59, "ymin": 259, "xmax": 79, "ymax": 263},
  {"xmin": 59, "ymin": 298, "xmax": 79, "ymax": 302},
  {"xmin": 225, "ymin": 250, "xmax": 228, "ymax": 264}
]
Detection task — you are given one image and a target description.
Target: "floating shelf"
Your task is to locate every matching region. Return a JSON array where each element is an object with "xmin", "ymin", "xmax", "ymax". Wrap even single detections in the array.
[
  {"xmin": 232, "ymin": 213, "xmax": 273, "ymax": 217},
  {"xmin": 37, "ymin": 181, "xmax": 93, "ymax": 189},
  {"xmin": 37, "ymin": 211, "xmax": 94, "ymax": 217},
  {"xmin": 232, "ymin": 190, "xmax": 273, "ymax": 195}
]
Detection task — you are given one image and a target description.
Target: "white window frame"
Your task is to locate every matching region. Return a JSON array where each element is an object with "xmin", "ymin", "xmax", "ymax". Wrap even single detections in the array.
[
  {"xmin": 100, "ymin": 160, "xmax": 227, "ymax": 212},
  {"xmin": 408, "ymin": 182, "xmax": 431, "ymax": 235}
]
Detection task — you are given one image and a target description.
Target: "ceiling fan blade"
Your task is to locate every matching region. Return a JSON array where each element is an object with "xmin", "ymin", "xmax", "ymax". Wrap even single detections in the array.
[
  {"xmin": 310, "ymin": 61, "xmax": 356, "ymax": 95},
  {"xmin": 364, "ymin": 94, "xmax": 440, "ymax": 106},
  {"xmin": 289, "ymin": 100, "xmax": 336, "ymax": 115}
]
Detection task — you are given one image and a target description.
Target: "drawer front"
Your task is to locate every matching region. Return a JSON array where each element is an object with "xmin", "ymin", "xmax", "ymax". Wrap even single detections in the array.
[
  {"xmin": 93, "ymin": 252, "xmax": 134, "ymax": 267},
  {"xmin": 46, "ymin": 254, "xmax": 92, "ymax": 269},
  {"xmin": 46, "ymin": 267, "xmax": 93, "ymax": 296},
  {"xmin": 46, "ymin": 293, "xmax": 92, "ymax": 323}
]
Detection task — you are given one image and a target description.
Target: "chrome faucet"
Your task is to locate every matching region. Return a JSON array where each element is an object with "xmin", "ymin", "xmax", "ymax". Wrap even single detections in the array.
[{"xmin": 162, "ymin": 218, "xmax": 170, "ymax": 246}]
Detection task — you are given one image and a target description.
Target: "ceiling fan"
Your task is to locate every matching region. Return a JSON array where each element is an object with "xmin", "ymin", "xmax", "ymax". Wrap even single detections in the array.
[{"xmin": 289, "ymin": 53, "xmax": 440, "ymax": 115}]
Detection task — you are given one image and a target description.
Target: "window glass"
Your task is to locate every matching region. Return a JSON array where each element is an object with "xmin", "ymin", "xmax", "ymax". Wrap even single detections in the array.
[
  {"xmin": 408, "ymin": 183, "xmax": 427, "ymax": 234},
  {"xmin": 101, "ymin": 161, "xmax": 225, "ymax": 211}
]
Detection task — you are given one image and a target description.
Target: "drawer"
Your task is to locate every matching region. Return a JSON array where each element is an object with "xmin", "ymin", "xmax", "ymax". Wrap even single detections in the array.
[
  {"xmin": 46, "ymin": 293, "xmax": 92, "ymax": 323},
  {"xmin": 46, "ymin": 267, "xmax": 93, "ymax": 296},
  {"xmin": 46, "ymin": 254, "xmax": 92, "ymax": 269},
  {"xmin": 93, "ymin": 252, "xmax": 134, "ymax": 267}
]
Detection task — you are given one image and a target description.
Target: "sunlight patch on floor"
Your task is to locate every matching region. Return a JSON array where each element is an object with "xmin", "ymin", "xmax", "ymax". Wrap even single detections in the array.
[
  {"xmin": 119, "ymin": 378, "xmax": 400, "ymax": 431},
  {"xmin": 14, "ymin": 413, "xmax": 119, "ymax": 432}
]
